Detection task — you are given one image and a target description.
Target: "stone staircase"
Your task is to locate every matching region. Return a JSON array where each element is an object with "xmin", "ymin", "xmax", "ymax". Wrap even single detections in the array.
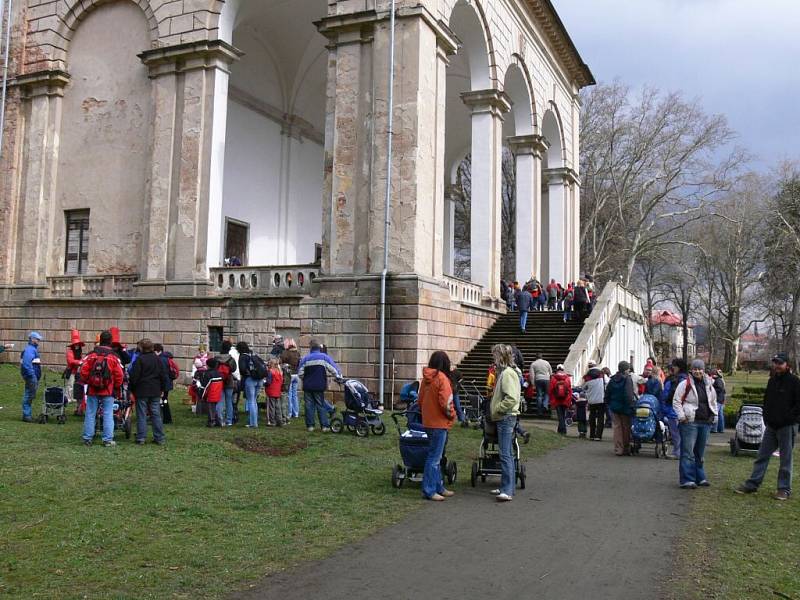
[{"xmin": 456, "ymin": 310, "xmax": 584, "ymax": 415}]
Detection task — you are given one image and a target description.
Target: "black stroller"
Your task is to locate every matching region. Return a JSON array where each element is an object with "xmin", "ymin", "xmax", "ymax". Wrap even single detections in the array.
[
  {"xmin": 470, "ymin": 414, "xmax": 526, "ymax": 489},
  {"xmin": 38, "ymin": 376, "xmax": 67, "ymax": 424},
  {"xmin": 458, "ymin": 379, "xmax": 484, "ymax": 427},
  {"xmin": 330, "ymin": 379, "xmax": 386, "ymax": 437},
  {"xmin": 390, "ymin": 402, "xmax": 457, "ymax": 488}
]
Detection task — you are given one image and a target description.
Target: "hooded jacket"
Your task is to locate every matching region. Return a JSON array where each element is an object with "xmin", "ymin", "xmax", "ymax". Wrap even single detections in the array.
[
  {"xmin": 129, "ymin": 351, "xmax": 168, "ymax": 398},
  {"xmin": 490, "ymin": 366, "xmax": 522, "ymax": 421},
  {"xmin": 605, "ymin": 372, "xmax": 636, "ymax": 416},
  {"xmin": 297, "ymin": 350, "xmax": 341, "ymax": 392},
  {"xmin": 548, "ymin": 371, "xmax": 573, "ymax": 407},
  {"xmin": 20, "ymin": 342, "xmax": 42, "ymax": 382},
  {"xmin": 79, "ymin": 346, "xmax": 124, "ymax": 397},
  {"xmin": 419, "ymin": 367, "xmax": 455, "ymax": 429},
  {"xmin": 673, "ymin": 374, "xmax": 718, "ymax": 423}
]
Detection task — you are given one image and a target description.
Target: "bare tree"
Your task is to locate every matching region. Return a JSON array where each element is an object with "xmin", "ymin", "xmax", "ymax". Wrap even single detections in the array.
[{"xmin": 580, "ymin": 81, "xmax": 742, "ymax": 286}]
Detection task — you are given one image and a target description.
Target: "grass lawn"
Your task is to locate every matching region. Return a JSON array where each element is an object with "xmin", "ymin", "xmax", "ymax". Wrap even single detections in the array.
[
  {"xmin": 0, "ymin": 365, "xmax": 565, "ymax": 599},
  {"xmin": 668, "ymin": 439, "xmax": 800, "ymax": 599}
]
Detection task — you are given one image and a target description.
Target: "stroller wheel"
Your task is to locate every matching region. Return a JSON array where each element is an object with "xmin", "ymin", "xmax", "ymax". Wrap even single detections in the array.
[
  {"xmin": 370, "ymin": 422, "xmax": 386, "ymax": 436},
  {"xmin": 470, "ymin": 462, "xmax": 478, "ymax": 487},
  {"xmin": 354, "ymin": 422, "xmax": 369, "ymax": 438},
  {"xmin": 38, "ymin": 414, "xmax": 47, "ymax": 424},
  {"xmin": 446, "ymin": 461, "xmax": 457, "ymax": 485},
  {"xmin": 518, "ymin": 463, "xmax": 527, "ymax": 489},
  {"xmin": 391, "ymin": 464, "xmax": 403, "ymax": 489},
  {"xmin": 330, "ymin": 417, "xmax": 343, "ymax": 434}
]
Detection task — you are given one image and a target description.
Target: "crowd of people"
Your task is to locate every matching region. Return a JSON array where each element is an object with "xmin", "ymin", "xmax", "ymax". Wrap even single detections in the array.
[
  {"xmin": 501, "ymin": 275, "xmax": 596, "ymax": 332},
  {"xmin": 15, "ymin": 329, "xmax": 344, "ymax": 446}
]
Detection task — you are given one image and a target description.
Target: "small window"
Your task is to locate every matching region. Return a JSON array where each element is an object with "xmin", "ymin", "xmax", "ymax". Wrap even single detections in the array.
[
  {"xmin": 208, "ymin": 326, "xmax": 224, "ymax": 353},
  {"xmin": 65, "ymin": 210, "xmax": 90, "ymax": 275}
]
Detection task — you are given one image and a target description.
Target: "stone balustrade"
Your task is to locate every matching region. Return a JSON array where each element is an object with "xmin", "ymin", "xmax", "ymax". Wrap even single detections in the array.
[
  {"xmin": 47, "ymin": 274, "xmax": 139, "ymax": 298},
  {"xmin": 210, "ymin": 264, "xmax": 320, "ymax": 296},
  {"xmin": 443, "ymin": 275, "xmax": 484, "ymax": 307}
]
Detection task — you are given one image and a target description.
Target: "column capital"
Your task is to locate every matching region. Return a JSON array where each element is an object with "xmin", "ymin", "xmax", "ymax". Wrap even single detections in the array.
[
  {"xmin": 138, "ymin": 40, "xmax": 243, "ymax": 78},
  {"xmin": 543, "ymin": 167, "xmax": 581, "ymax": 186},
  {"xmin": 461, "ymin": 89, "xmax": 512, "ymax": 117},
  {"xmin": 507, "ymin": 134, "xmax": 549, "ymax": 158},
  {"xmin": 11, "ymin": 70, "xmax": 70, "ymax": 98}
]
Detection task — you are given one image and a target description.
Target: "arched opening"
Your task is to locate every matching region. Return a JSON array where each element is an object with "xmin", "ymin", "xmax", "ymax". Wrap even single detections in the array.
[
  {"xmin": 219, "ymin": 1, "xmax": 328, "ymax": 267},
  {"xmin": 541, "ymin": 108, "xmax": 566, "ymax": 284},
  {"xmin": 54, "ymin": 0, "xmax": 153, "ymax": 277},
  {"xmin": 443, "ymin": 0, "xmax": 492, "ymax": 283}
]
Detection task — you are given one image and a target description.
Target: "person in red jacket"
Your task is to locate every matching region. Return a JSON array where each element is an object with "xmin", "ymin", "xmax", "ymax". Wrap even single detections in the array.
[
  {"xmin": 265, "ymin": 357, "xmax": 285, "ymax": 426},
  {"xmin": 196, "ymin": 358, "xmax": 224, "ymax": 427},
  {"xmin": 79, "ymin": 330, "xmax": 124, "ymax": 447},
  {"xmin": 549, "ymin": 364, "xmax": 573, "ymax": 435},
  {"xmin": 65, "ymin": 329, "xmax": 86, "ymax": 416}
]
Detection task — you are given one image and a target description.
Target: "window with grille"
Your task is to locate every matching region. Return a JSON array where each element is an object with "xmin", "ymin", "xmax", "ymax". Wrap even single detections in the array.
[{"xmin": 65, "ymin": 210, "xmax": 90, "ymax": 275}]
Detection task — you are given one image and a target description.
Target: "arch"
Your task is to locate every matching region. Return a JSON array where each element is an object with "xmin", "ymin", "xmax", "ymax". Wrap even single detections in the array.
[
  {"xmin": 59, "ymin": 0, "xmax": 159, "ymax": 46},
  {"xmin": 541, "ymin": 104, "xmax": 566, "ymax": 169},
  {"xmin": 448, "ymin": 0, "xmax": 496, "ymax": 91},
  {"xmin": 502, "ymin": 58, "xmax": 535, "ymax": 137}
]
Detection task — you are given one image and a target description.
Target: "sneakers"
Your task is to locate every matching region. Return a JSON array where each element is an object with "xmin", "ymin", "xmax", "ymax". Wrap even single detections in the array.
[
  {"xmin": 307, "ymin": 427, "xmax": 315, "ymax": 432},
  {"xmin": 83, "ymin": 439, "xmax": 92, "ymax": 447},
  {"xmin": 136, "ymin": 439, "xmax": 146, "ymax": 445},
  {"xmin": 698, "ymin": 480, "xmax": 710, "ymax": 487},
  {"xmin": 441, "ymin": 489, "xmax": 455, "ymax": 497},
  {"xmin": 774, "ymin": 490, "xmax": 790, "ymax": 501},
  {"xmin": 103, "ymin": 440, "xmax": 116, "ymax": 447},
  {"xmin": 321, "ymin": 427, "xmax": 331, "ymax": 433},
  {"xmin": 427, "ymin": 493, "xmax": 446, "ymax": 502},
  {"xmin": 496, "ymin": 493, "xmax": 513, "ymax": 502},
  {"xmin": 680, "ymin": 482, "xmax": 697, "ymax": 489},
  {"xmin": 734, "ymin": 485, "xmax": 757, "ymax": 495},
  {"xmin": 490, "ymin": 489, "xmax": 501, "ymax": 495}
]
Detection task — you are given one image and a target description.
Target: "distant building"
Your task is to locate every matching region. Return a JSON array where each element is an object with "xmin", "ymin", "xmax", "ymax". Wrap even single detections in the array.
[
  {"xmin": 739, "ymin": 333, "xmax": 771, "ymax": 369},
  {"xmin": 651, "ymin": 311, "xmax": 695, "ymax": 363}
]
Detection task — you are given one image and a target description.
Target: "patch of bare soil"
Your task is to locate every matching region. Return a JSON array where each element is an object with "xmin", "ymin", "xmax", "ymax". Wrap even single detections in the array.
[{"xmin": 232, "ymin": 437, "xmax": 308, "ymax": 457}]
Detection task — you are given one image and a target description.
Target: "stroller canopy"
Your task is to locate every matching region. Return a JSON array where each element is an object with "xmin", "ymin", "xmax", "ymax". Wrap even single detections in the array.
[
  {"xmin": 344, "ymin": 379, "xmax": 374, "ymax": 412},
  {"xmin": 637, "ymin": 394, "xmax": 659, "ymax": 414}
]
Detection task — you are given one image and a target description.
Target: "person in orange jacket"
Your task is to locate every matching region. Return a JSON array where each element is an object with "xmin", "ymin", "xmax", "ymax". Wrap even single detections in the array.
[
  {"xmin": 419, "ymin": 351, "xmax": 457, "ymax": 501},
  {"xmin": 65, "ymin": 329, "xmax": 86, "ymax": 415}
]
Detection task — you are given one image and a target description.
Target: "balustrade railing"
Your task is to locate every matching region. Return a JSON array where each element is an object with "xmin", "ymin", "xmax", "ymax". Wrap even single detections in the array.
[
  {"xmin": 442, "ymin": 275, "xmax": 484, "ymax": 307},
  {"xmin": 47, "ymin": 274, "xmax": 139, "ymax": 298},
  {"xmin": 210, "ymin": 264, "xmax": 320, "ymax": 296}
]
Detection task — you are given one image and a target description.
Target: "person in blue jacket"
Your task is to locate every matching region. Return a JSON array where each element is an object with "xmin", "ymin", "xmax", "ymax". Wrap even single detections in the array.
[
  {"xmin": 661, "ymin": 358, "xmax": 688, "ymax": 459},
  {"xmin": 20, "ymin": 332, "xmax": 43, "ymax": 422},
  {"xmin": 297, "ymin": 341, "xmax": 342, "ymax": 432}
]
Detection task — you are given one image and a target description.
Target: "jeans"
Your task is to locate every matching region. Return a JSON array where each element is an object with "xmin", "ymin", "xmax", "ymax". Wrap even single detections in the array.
[
  {"xmin": 22, "ymin": 378, "xmax": 38, "ymax": 419},
  {"xmin": 244, "ymin": 377, "xmax": 261, "ymax": 427},
  {"xmin": 715, "ymin": 404, "xmax": 725, "ymax": 433},
  {"xmin": 576, "ymin": 401, "xmax": 588, "ymax": 435},
  {"xmin": 422, "ymin": 428, "xmax": 448, "ymax": 498},
  {"xmin": 679, "ymin": 421, "xmax": 711, "ymax": 485},
  {"xmin": 556, "ymin": 405, "xmax": 568, "ymax": 434},
  {"xmin": 304, "ymin": 391, "xmax": 331, "ymax": 429},
  {"xmin": 535, "ymin": 380, "xmax": 549, "ymax": 412},
  {"xmin": 497, "ymin": 415, "xmax": 517, "ymax": 496},
  {"xmin": 288, "ymin": 375, "xmax": 300, "ymax": 418},
  {"xmin": 666, "ymin": 417, "xmax": 681, "ymax": 457},
  {"xmin": 223, "ymin": 387, "xmax": 235, "ymax": 425},
  {"xmin": 589, "ymin": 403, "xmax": 605, "ymax": 439},
  {"xmin": 453, "ymin": 393, "xmax": 465, "ymax": 422},
  {"xmin": 563, "ymin": 304, "xmax": 572, "ymax": 321},
  {"xmin": 520, "ymin": 310, "xmax": 529, "ymax": 331},
  {"xmin": 744, "ymin": 424, "xmax": 796, "ymax": 492},
  {"xmin": 84, "ymin": 395, "xmax": 115, "ymax": 443},
  {"xmin": 136, "ymin": 396, "xmax": 165, "ymax": 442}
]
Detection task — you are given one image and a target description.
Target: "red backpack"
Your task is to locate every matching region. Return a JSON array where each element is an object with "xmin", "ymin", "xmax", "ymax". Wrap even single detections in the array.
[
  {"xmin": 553, "ymin": 378, "xmax": 570, "ymax": 402},
  {"xmin": 167, "ymin": 356, "xmax": 180, "ymax": 380}
]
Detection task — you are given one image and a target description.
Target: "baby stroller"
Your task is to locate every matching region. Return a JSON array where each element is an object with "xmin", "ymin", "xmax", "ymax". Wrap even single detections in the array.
[
  {"xmin": 470, "ymin": 416, "xmax": 526, "ymax": 489},
  {"xmin": 390, "ymin": 404, "xmax": 457, "ymax": 488},
  {"xmin": 38, "ymin": 377, "xmax": 67, "ymax": 424},
  {"xmin": 457, "ymin": 380, "xmax": 484, "ymax": 427},
  {"xmin": 96, "ymin": 385, "xmax": 133, "ymax": 439},
  {"xmin": 330, "ymin": 379, "xmax": 386, "ymax": 437},
  {"xmin": 399, "ymin": 381, "xmax": 419, "ymax": 406},
  {"xmin": 730, "ymin": 405, "xmax": 764, "ymax": 456},
  {"xmin": 630, "ymin": 394, "xmax": 666, "ymax": 458}
]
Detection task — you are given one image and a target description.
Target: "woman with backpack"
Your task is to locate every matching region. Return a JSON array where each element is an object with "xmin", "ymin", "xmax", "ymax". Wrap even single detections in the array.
[
  {"xmin": 236, "ymin": 341, "xmax": 265, "ymax": 428},
  {"xmin": 548, "ymin": 365, "xmax": 573, "ymax": 435}
]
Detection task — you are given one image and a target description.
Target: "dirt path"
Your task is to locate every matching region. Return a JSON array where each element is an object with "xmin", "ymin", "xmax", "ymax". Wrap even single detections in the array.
[{"xmin": 232, "ymin": 436, "xmax": 690, "ymax": 600}]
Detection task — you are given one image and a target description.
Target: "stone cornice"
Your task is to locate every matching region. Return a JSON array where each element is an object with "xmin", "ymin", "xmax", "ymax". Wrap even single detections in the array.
[
  {"xmin": 138, "ymin": 40, "xmax": 243, "ymax": 78},
  {"xmin": 543, "ymin": 166, "xmax": 581, "ymax": 186},
  {"xmin": 523, "ymin": 0, "xmax": 595, "ymax": 89},
  {"xmin": 507, "ymin": 134, "xmax": 549, "ymax": 158},
  {"xmin": 11, "ymin": 70, "xmax": 71, "ymax": 98},
  {"xmin": 461, "ymin": 89, "xmax": 512, "ymax": 116}
]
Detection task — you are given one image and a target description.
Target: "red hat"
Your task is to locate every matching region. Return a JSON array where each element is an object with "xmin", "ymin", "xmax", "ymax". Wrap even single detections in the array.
[
  {"xmin": 110, "ymin": 326, "xmax": 121, "ymax": 345},
  {"xmin": 68, "ymin": 329, "xmax": 85, "ymax": 347}
]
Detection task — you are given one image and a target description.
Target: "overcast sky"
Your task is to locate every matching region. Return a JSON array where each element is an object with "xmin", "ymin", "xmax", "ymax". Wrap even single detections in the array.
[{"xmin": 553, "ymin": 0, "xmax": 800, "ymax": 169}]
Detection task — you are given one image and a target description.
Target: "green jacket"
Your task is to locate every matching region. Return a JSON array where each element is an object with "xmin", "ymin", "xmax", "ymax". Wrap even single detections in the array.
[{"xmin": 490, "ymin": 366, "xmax": 522, "ymax": 421}]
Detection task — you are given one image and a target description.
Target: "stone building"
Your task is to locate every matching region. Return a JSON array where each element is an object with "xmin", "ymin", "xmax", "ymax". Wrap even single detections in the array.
[{"xmin": 0, "ymin": 0, "xmax": 594, "ymax": 391}]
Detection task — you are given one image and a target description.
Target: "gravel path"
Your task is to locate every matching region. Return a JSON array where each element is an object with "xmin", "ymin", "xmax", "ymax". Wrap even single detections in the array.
[{"xmin": 232, "ymin": 435, "xmax": 691, "ymax": 600}]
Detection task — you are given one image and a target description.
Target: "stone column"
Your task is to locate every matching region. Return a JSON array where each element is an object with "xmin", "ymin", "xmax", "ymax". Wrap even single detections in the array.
[
  {"xmin": 137, "ymin": 41, "xmax": 241, "ymax": 296},
  {"xmin": 10, "ymin": 71, "xmax": 70, "ymax": 296},
  {"xmin": 572, "ymin": 181, "xmax": 582, "ymax": 281},
  {"xmin": 543, "ymin": 167, "xmax": 580, "ymax": 285},
  {"xmin": 443, "ymin": 184, "xmax": 457, "ymax": 276},
  {"xmin": 461, "ymin": 89, "xmax": 511, "ymax": 299},
  {"xmin": 507, "ymin": 134, "xmax": 547, "ymax": 283}
]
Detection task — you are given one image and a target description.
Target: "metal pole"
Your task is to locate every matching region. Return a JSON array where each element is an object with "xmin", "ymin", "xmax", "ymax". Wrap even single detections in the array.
[
  {"xmin": 0, "ymin": 0, "xmax": 12, "ymax": 162},
  {"xmin": 378, "ymin": 0, "xmax": 396, "ymax": 406}
]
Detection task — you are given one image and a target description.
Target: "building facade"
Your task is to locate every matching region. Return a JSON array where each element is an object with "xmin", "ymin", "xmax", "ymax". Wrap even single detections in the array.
[{"xmin": 0, "ymin": 0, "xmax": 592, "ymax": 390}]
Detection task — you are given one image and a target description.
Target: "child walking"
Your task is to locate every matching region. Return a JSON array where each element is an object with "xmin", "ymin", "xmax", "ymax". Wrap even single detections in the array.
[
  {"xmin": 265, "ymin": 357, "xmax": 284, "ymax": 426},
  {"xmin": 196, "ymin": 358, "xmax": 224, "ymax": 427}
]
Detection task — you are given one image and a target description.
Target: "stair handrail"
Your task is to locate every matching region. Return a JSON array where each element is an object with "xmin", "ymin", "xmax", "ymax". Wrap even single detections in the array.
[{"xmin": 563, "ymin": 282, "xmax": 653, "ymax": 379}]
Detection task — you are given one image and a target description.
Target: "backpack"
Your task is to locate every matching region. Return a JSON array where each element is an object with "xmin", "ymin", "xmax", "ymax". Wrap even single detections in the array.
[
  {"xmin": 250, "ymin": 354, "xmax": 268, "ymax": 379},
  {"xmin": 167, "ymin": 356, "xmax": 180, "ymax": 380},
  {"xmin": 281, "ymin": 364, "xmax": 292, "ymax": 392},
  {"xmin": 553, "ymin": 378, "xmax": 570, "ymax": 402},
  {"xmin": 88, "ymin": 353, "xmax": 113, "ymax": 389}
]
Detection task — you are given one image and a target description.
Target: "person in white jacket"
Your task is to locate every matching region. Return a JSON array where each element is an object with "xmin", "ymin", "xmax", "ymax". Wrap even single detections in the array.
[{"xmin": 673, "ymin": 358, "xmax": 718, "ymax": 489}]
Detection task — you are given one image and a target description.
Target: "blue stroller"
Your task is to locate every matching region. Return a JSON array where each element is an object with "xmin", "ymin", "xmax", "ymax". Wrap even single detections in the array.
[
  {"xmin": 631, "ymin": 393, "xmax": 666, "ymax": 458},
  {"xmin": 330, "ymin": 379, "xmax": 386, "ymax": 437},
  {"xmin": 390, "ymin": 402, "xmax": 457, "ymax": 488}
]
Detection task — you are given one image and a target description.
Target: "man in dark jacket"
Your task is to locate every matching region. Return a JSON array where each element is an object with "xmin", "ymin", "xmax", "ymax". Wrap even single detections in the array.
[
  {"xmin": 736, "ymin": 353, "xmax": 800, "ymax": 500},
  {"xmin": 154, "ymin": 343, "xmax": 175, "ymax": 424},
  {"xmin": 129, "ymin": 338, "xmax": 169, "ymax": 445},
  {"xmin": 605, "ymin": 360, "xmax": 636, "ymax": 456},
  {"xmin": 517, "ymin": 287, "xmax": 533, "ymax": 333}
]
